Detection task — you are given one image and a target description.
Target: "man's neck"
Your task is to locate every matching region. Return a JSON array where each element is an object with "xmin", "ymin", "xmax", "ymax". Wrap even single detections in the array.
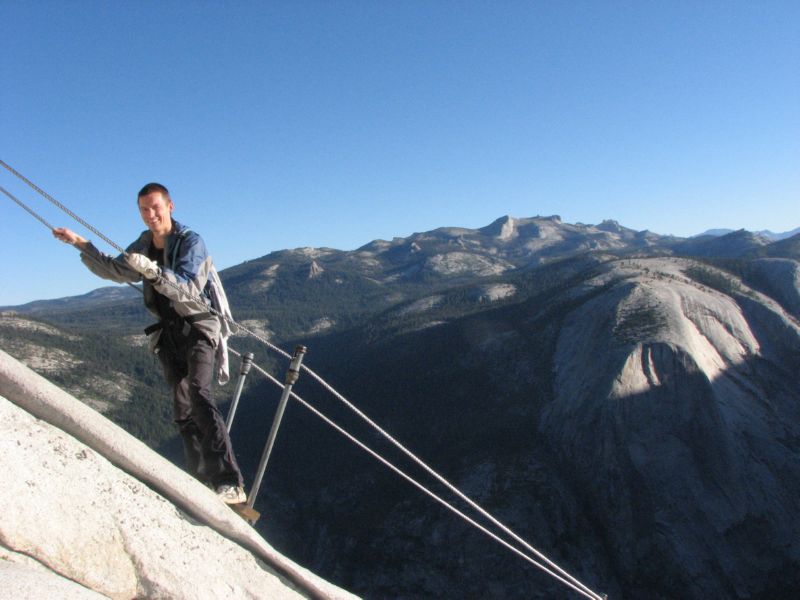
[{"xmin": 151, "ymin": 224, "xmax": 173, "ymax": 249}]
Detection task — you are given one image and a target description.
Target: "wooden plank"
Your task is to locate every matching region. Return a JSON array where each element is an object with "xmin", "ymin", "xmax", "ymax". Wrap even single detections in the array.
[{"xmin": 229, "ymin": 502, "xmax": 261, "ymax": 525}]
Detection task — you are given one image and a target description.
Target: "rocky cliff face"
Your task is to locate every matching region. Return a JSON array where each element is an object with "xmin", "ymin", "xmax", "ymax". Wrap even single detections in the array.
[
  {"xmin": 748, "ymin": 258, "xmax": 800, "ymax": 318},
  {"xmin": 543, "ymin": 258, "xmax": 800, "ymax": 598},
  {"xmin": 2, "ymin": 215, "xmax": 799, "ymax": 599},
  {"xmin": 246, "ymin": 256, "xmax": 800, "ymax": 599},
  {"xmin": 0, "ymin": 349, "xmax": 356, "ymax": 600}
]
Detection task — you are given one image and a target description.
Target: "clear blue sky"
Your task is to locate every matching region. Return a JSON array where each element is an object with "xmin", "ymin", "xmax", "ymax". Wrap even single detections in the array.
[{"xmin": 2, "ymin": 1, "xmax": 798, "ymax": 306}]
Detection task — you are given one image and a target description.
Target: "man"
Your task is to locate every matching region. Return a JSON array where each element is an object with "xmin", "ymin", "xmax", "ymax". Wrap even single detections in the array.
[{"xmin": 53, "ymin": 183, "xmax": 246, "ymax": 504}]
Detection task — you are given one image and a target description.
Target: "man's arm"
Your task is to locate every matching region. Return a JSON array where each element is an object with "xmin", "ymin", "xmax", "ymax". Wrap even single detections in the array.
[
  {"xmin": 52, "ymin": 227, "xmax": 89, "ymax": 251},
  {"xmin": 53, "ymin": 227, "xmax": 142, "ymax": 284}
]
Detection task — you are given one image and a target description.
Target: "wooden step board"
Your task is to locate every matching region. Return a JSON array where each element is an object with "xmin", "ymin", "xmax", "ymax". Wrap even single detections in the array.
[{"xmin": 229, "ymin": 502, "xmax": 261, "ymax": 525}]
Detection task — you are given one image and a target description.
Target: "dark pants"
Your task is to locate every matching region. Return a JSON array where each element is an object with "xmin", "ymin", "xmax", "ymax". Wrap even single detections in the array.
[{"xmin": 157, "ymin": 325, "xmax": 243, "ymax": 488}]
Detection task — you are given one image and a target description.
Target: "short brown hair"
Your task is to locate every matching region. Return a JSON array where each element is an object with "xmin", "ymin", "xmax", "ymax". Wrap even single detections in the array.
[{"xmin": 137, "ymin": 182, "xmax": 170, "ymax": 201}]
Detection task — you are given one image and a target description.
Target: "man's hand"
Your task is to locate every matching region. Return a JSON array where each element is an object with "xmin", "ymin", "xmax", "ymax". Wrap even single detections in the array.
[
  {"xmin": 53, "ymin": 227, "xmax": 88, "ymax": 250},
  {"xmin": 126, "ymin": 253, "xmax": 161, "ymax": 281}
]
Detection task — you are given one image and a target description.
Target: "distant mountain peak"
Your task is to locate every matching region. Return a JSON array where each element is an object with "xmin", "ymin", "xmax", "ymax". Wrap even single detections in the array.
[
  {"xmin": 595, "ymin": 219, "xmax": 626, "ymax": 233},
  {"xmin": 479, "ymin": 215, "xmax": 515, "ymax": 240},
  {"xmin": 695, "ymin": 226, "xmax": 800, "ymax": 241},
  {"xmin": 695, "ymin": 228, "xmax": 735, "ymax": 238},
  {"xmin": 479, "ymin": 214, "xmax": 565, "ymax": 241},
  {"xmin": 495, "ymin": 216, "xmax": 517, "ymax": 241}
]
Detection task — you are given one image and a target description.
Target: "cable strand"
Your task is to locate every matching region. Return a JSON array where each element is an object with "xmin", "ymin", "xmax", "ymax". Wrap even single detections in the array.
[
  {"xmin": 1, "ymin": 185, "xmax": 55, "ymax": 230},
  {"xmin": 298, "ymin": 362, "xmax": 603, "ymax": 599},
  {"xmin": 2, "ymin": 160, "xmax": 605, "ymax": 600},
  {"xmin": 230, "ymin": 348, "xmax": 600, "ymax": 600},
  {"xmin": 1, "ymin": 160, "xmax": 126, "ymax": 254}
]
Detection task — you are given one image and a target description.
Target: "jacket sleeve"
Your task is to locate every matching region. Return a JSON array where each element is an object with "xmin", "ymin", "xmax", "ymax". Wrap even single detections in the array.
[
  {"xmin": 152, "ymin": 233, "xmax": 214, "ymax": 317},
  {"xmin": 79, "ymin": 242, "xmax": 142, "ymax": 284}
]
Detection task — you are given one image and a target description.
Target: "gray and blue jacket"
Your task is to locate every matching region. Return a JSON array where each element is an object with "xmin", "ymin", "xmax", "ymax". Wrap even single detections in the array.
[{"xmin": 79, "ymin": 219, "xmax": 235, "ymax": 383}]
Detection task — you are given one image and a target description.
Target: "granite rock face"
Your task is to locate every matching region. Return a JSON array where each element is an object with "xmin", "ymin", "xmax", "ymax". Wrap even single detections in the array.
[
  {"xmin": 0, "ymin": 546, "xmax": 109, "ymax": 600},
  {"xmin": 0, "ymin": 397, "xmax": 310, "ymax": 599},
  {"xmin": 543, "ymin": 258, "xmax": 800, "ymax": 598},
  {"xmin": 749, "ymin": 258, "xmax": 800, "ymax": 318},
  {"xmin": 3, "ymin": 233, "xmax": 799, "ymax": 598},
  {"xmin": 0, "ymin": 349, "xmax": 357, "ymax": 600},
  {"xmin": 223, "ymin": 255, "xmax": 799, "ymax": 599}
]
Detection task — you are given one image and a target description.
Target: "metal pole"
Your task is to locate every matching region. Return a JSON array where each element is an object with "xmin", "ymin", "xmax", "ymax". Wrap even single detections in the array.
[
  {"xmin": 226, "ymin": 351, "xmax": 254, "ymax": 432},
  {"xmin": 247, "ymin": 345, "xmax": 307, "ymax": 509}
]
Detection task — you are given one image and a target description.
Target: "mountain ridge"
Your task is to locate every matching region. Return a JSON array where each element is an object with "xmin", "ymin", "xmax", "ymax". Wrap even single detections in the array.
[
  {"xmin": 2, "ymin": 214, "xmax": 800, "ymax": 598},
  {"xmin": 696, "ymin": 226, "xmax": 800, "ymax": 241},
  {"xmin": 258, "ymin": 254, "xmax": 798, "ymax": 598},
  {"xmin": 3, "ymin": 214, "xmax": 798, "ymax": 315}
]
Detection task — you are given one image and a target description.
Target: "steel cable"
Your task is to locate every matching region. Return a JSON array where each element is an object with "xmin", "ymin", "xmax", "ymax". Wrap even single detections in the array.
[
  {"xmin": 229, "ymin": 348, "xmax": 602, "ymax": 600},
  {"xmin": 1, "ymin": 160, "xmax": 606, "ymax": 600}
]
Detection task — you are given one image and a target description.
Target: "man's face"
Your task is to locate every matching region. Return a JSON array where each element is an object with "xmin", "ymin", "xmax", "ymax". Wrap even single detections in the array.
[{"xmin": 138, "ymin": 192, "xmax": 174, "ymax": 238}]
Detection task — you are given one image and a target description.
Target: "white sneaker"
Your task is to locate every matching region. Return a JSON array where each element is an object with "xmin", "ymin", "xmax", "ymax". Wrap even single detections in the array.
[{"xmin": 216, "ymin": 484, "xmax": 247, "ymax": 504}]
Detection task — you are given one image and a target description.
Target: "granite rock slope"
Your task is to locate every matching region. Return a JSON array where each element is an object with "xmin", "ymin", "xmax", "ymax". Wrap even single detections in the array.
[
  {"xmin": 0, "ymin": 349, "xmax": 357, "ymax": 600},
  {"xmin": 543, "ymin": 257, "xmax": 800, "ymax": 598}
]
